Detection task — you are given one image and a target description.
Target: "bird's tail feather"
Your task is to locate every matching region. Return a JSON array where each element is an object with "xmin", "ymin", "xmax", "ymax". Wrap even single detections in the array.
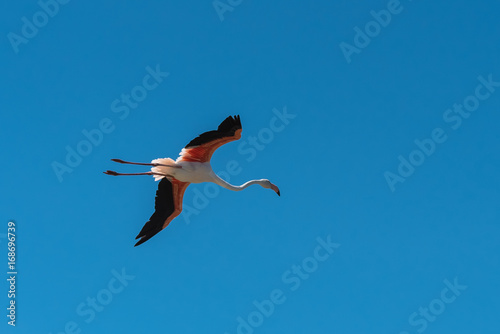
[{"xmin": 151, "ymin": 158, "xmax": 176, "ymax": 181}]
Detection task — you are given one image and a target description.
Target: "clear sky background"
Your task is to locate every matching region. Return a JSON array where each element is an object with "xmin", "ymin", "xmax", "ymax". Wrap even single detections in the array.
[{"xmin": 1, "ymin": 1, "xmax": 499, "ymax": 333}]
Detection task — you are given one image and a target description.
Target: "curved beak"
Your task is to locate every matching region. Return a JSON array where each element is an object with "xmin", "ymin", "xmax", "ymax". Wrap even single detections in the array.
[{"xmin": 271, "ymin": 183, "xmax": 280, "ymax": 196}]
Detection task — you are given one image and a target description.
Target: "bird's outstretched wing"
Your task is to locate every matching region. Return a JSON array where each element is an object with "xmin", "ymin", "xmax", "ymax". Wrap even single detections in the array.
[
  {"xmin": 134, "ymin": 178, "xmax": 189, "ymax": 246},
  {"xmin": 177, "ymin": 115, "xmax": 242, "ymax": 163}
]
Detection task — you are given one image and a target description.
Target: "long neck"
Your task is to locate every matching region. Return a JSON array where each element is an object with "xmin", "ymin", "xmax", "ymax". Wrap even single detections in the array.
[{"xmin": 210, "ymin": 172, "xmax": 264, "ymax": 191}]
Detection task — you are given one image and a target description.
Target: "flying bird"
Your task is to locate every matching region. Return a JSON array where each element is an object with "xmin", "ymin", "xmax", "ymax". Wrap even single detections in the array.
[{"xmin": 104, "ymin": 115, "xmax": 280, "ymax": 246}]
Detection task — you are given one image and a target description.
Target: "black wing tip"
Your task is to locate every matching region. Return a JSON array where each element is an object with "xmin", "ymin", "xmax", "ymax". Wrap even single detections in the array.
[
  {"xmin": 225, "ymin": 114, "xmax": 242, "ymax": 129},
  {"xmin": 185, "ymin": 115, "xmax": 242, "ymax": 148},
  {"xmin": 234, "ymin": 115, "xmax": 241, "ymax": 128},
  {"xmin": 134, "ymin": 239, "xmax": 145, "ymax": 247},
  {"xmin": 134, "ymin": 228, "xmax": 161, "ymax": 246},
  {"xmin": 134, "ymin": 237, "xmax": 147, "ymax": 247},
  {"xmin": 133, "ymin": 221, "xmax": 163, "ymax": 246},
  {"xmin": 216, "ymin": 114, "xmax": 242, "ymax": 134}
]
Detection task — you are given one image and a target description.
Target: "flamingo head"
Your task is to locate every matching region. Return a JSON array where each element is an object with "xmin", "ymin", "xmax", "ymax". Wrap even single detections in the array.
[{"xmin": 261, "ymin": 179, "xmax": 280, "ymax": 196}]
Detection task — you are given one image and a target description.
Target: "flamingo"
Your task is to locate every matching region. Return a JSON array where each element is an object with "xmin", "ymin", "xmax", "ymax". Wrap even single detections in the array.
[{"xmin": 104, "ymin": 115, "xmax": 280, "ymax": 246}]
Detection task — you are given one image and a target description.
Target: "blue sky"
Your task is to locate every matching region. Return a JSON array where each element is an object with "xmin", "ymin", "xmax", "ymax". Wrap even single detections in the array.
[{"xmin": 1, "ymin": 0, "xmax": 499, "ymax": 333}]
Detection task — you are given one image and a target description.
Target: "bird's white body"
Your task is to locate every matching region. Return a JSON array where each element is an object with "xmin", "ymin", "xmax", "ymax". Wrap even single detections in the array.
[
  {"xmin": 152, "ymin": 158, "xmax": 214, "ymax": 184},
  {"xmin": 151, "ymin": 158, "xmax": 275, "ymax": 193}
]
